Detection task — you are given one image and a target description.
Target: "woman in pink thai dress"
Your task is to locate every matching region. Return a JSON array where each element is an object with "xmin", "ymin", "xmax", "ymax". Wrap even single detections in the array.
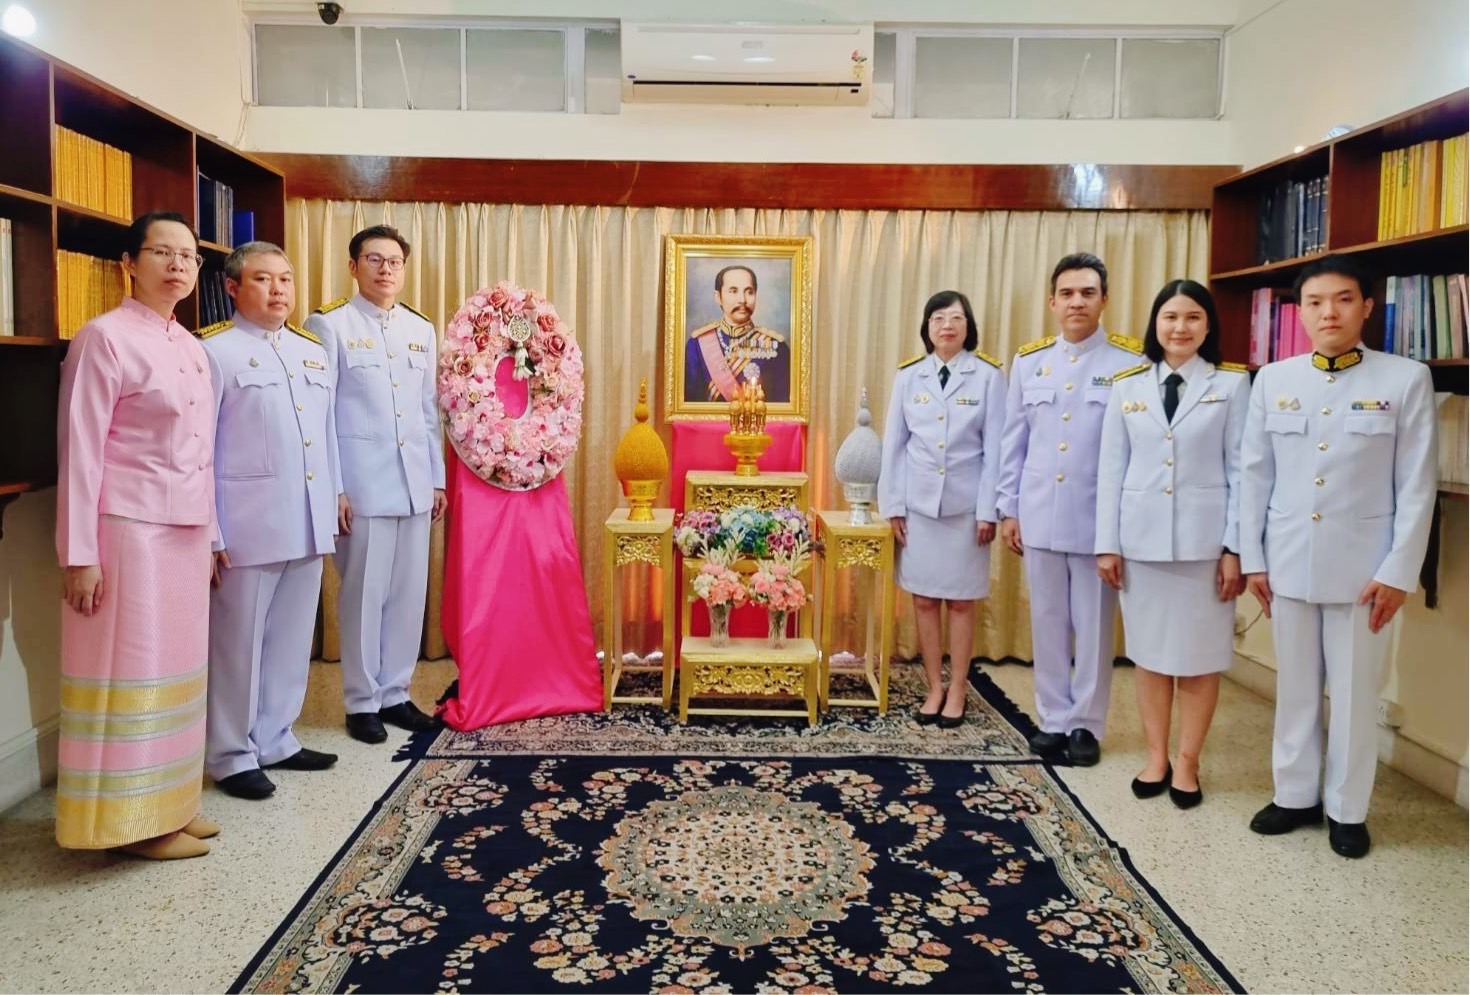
[{"xmin": 55, "ymin": 211, "xmax": 219, "ymax": 859}]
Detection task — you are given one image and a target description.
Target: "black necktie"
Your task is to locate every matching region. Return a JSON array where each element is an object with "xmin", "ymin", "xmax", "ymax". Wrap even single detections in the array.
[
  {"xmin": 1164, "ymin": 372, "xmax": 1184, "ymax": 423},
  {"xmin": 938, "ymin": 365, "xmax": 950, "ymax": 390}
]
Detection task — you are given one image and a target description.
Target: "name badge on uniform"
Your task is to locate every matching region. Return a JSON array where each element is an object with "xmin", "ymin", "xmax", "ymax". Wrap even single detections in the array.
[
  {"xmin": 408, "ymin": 342, "xmax": 428, "ymax": 353},
  {"xmin": 1036, "ymin": 365, "xmax": 1051, "ymax": 376},
  {"xmin": 1200, "ymin": 393, "xmax": 1226, "ymax": 403},
  {"xmin": 248, "ymin": 357, "xmax": 260, "ymax": 367},
  {"xmin": 1276, "ymin": 395, "xmax": 1301, "ymax": 411},
  {"xmin": 1351, "ymin": 400, "xmax": 1391, "ymax": 411},
  {"xmin": 303, "ymin": 358, "xmax": 326, "ymax": 371},
  {"xmin": 347, "ymin": 337, "xmax": 375, "ymax": 350},
  {"xmin": 913, "ymin": 392, "xmax": 932, "ymax": 404},
  {"xmin": 1091, "ymin": 375, "xmax": 1112, "ymax": 387},
  {"xmin": 956, "ymin": 397, "xmax": 979, "ymax": 405}
]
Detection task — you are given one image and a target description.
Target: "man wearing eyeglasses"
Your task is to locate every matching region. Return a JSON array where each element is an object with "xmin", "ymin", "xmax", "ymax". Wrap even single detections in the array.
[{"xmin": 306, "ymin": 225, "xmax": 446, "ymax": 745}]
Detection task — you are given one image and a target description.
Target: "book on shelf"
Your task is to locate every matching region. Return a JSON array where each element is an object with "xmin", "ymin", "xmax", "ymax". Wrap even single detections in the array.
[
  {"xmin": 1382, "ymin": 273, "xmax": 1469, "ymax": 361},
  {"xmin": 1257, "ymin": 176, "xmax": 1327, "ymax": 264},
  {"xmin": 232, "ymin": 210, "xmax": 255, "ymax": 246},
  {"xmin": 55, "ymin": 249, "xmax": 127, "ymax": 340},
  {"xmin": 0, "ymin": 217, "xmax": 13, "ymax": 337},
  {"xmin": 1435, "ymin": 393, "xmax": 1467, "ymax": 486},
  {"xmin": 53, "ymin": 126, "xmax": 133, "ymax": 220},
  {"xmin": 198, "ymin": 268, "xmax": 235, "ymax": 327},
  {"xmin": 1248, "ymin": 287, "xmax": 1311, "ymax": 364},
  {"xmin": 197, "ymin": 173, "xmax": 239, "ymax": 248},
  {"xmin": 1378, "ymin": 133, "xmax": 1469, "ymax": 239}
]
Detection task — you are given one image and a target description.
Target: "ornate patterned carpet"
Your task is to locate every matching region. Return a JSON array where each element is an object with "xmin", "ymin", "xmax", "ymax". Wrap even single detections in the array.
[{"xmin": 232, "ymin": 668, "xmax": 1240, "ymax": 994}]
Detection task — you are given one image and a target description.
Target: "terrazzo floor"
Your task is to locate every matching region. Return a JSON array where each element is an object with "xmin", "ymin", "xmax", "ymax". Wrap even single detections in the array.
[{"xmin": 0, "ymin": 660, "xmax": 1465, "ymax": 994}]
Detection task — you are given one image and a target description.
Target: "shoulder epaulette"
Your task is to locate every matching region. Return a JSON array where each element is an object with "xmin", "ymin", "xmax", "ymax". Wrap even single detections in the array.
[
  {"xmin": 312, "ymin": 297, "xmax": 349, "ymax": 315},
  {"xmin": 1112, "ymin": 362, "xmax": 1151, "ymax": 382},
  {"xmin": 287, "ymin": 322, "xmax": 322, "ymax": 346},
  {"xmin": 1218, "ymin": 361, "xmax": 1249, "ymax": 374},
  {"xmin": 690, "ymin": 320, "xmax": 719, "ymax": 339},
  {"xmin": 1109, "ymin": 332, "xmax": 1144, "ymax": 354},
  {"xmin": 753, "ymin": 325, "xmax": 787, "ymax": 345},
  {"xmin": 974, "ymin": 349, "xmax": 1002, "ymax": 369},
  {"xmin": 1017, "ymin": 336, "xmax": 1054, "ymax": 357},
  {"xmin": 898, "ymin": 353, "xmax": 925, "ymax": 369},
  {"xmin": 400, "ymin": 301, "xmax": 432, "ymax": 323},
  {"xmin": 196, "ymin": 320, "xmax": 233, "ymax": 340}
]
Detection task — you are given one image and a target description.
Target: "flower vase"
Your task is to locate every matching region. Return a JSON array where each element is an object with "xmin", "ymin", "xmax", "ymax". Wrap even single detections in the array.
[
  {"xmin": 708, "ymin": 602, "xmax": 732, "ymax": 648},
  {"xmin": 767, "ymin": 609, "xmax": 789, "ymax": 648}
]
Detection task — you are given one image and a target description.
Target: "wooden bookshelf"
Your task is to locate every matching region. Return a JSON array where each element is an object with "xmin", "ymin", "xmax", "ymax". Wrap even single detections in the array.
[
  {"xmin": 1209, "ymin": 88, "xmax": 1470, "ymax": 374},
  {"xmin": 0, "ymin": 32, "xmax": 284, "ymax": 532}
]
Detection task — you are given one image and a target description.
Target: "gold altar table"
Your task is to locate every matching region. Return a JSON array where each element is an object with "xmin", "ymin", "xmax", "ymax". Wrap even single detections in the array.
[
  {"xmin": 601, "ymin": 508, "xmax": 676, "ymax": 710},
  {"xmin": 815, "ymin": 510, "xmax": 895, "ymax": 714},
  {"xmin": 678, "ymin": 636, "xmax": 822, "ymax": 726}
]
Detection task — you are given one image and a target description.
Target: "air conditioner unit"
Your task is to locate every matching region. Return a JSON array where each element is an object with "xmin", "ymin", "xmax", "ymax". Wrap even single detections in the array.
[{"xmin": 621, "ymin": 23, "xmax": 873, "ymax": 107}]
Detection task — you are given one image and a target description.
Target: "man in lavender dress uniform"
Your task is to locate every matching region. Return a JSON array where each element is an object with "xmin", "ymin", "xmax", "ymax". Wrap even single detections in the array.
[
  {"xmin": 997, "ymin": 253, "xmax": 1142, "ymax": 766},
  {"xmin": 201, "ymin": 242, "xmax": 340, "ymax": 800},
  {"xmin": 306, "ymin": 225, "xmax": 445, "ymax": 745}
]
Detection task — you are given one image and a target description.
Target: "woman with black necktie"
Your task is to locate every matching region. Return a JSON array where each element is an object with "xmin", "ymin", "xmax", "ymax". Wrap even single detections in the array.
[{"xmin": 1094, "ymin": 279, "xmax": 1249, "ymax": 808}]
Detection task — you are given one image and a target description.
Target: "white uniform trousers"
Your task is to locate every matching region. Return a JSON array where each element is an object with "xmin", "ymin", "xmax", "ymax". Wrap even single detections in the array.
[
  {"xmin": 1270, "ymin": 595, "xmax": 1389, "ymax": 823},
  {"xmin": 336, "ymin": 512, "xmax": 431, "ymax": 714},
  {"xmin": 1024, "ymin": 546, "xmax": 1117, "ymax": 737},
  {"xmin": 206, "ymin": 555, "xmax": 325, "ymax": 780}
]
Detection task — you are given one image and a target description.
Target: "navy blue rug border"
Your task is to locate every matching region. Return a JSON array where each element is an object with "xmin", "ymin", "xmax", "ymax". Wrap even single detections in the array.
[{"xmin": 233, "ymin": 666, "xmax": 1243, "ymax": 995}]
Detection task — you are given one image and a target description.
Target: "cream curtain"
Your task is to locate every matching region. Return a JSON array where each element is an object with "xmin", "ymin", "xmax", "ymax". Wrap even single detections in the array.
[{"xmin": 285, "ymin": 201, "xmax": 1209, "ymax": 664}]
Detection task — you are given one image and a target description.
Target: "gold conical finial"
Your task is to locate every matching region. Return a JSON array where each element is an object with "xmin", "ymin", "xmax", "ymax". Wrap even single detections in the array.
[{"xmin": 614, "ymin": 378, "xmax": 668, "ymax": 521}]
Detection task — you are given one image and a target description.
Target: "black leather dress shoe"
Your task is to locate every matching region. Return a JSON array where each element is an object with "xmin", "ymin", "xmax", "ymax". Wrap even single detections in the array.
[
  {"xmin": 1028, "ymin": 731, "xmax": 1068, "ymax": 758},
  {"xmin": 346, "ymin": 711, "xmax": 388, "ymax": 744},
  {"xmin": 380, "ymin": 701, "xmax": 440, "ymax": 732},
  {"xmin": 216, "ymin": 769, "xmax": 275, "ymax": 800},
  {"xmin": 1067, "ymin": 729, "xmax": 1100, "ymax": 767},
  {"xmin": 264, "ymin": 747, "xmax": 338, "ymax": 771},
  {"xmin": 1131, "ymin": 763, "xmax": 1172, "ymax": 799},
  {"xmin": 937, "ymin": 708, "xmax": 966, "ymax": 729},
  {"xmin": 914, "ymin": 707, "xmax": 940, "ymax": 726},
  {"xmin": 1327, "ymin": 817, "xmax": 1371, "ymax": 858},
  {"xmin": 1249, "ymin": 801, "xmax": 1324, "ymax": 835}
]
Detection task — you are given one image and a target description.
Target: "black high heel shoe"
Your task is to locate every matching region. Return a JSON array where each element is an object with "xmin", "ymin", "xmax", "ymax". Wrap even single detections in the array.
[{"xmin": 1130, "ymin": 762, "xmax": 1172, "ymax": 799}]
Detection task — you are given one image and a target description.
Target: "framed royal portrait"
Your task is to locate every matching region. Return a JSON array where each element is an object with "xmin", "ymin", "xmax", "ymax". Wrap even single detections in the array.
[{"xmin": 663, "ymin": 233, "xmax": 813, "ymax": 422}]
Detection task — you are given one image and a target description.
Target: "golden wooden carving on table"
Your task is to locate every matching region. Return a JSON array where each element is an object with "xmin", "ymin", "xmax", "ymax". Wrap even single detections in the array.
[
  {"xmin": 816, "ymin": 510, "xmax": 895, "ymax": 715},
  {"xmin": 687, "ymin": 484, "xmax": 803, "ymax": 511},
  {"xmin": 614, "ymin": 534, "xmax": 662, "ymax": 567},
  {"xmin": 691, "ymin": 663, "xmax": 807, "ymax": 696},
  {"xmin": 602, "ymin": 508, "xmax": 676, "ymax": 710}
]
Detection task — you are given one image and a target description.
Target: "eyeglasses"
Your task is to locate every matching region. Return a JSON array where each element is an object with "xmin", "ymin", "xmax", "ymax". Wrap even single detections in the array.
[
  {"xmin": 358, "ymin": 253, "xmax": 406, "ymax": 272},
  {"xmin": 139, "ymin": 246, "xmax": 204, "ymax": 268}
]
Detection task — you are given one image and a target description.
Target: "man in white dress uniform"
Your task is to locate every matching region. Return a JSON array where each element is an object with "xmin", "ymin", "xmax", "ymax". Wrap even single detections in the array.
[
  {"xmin": 997, "ymin": 253, "xmax": 1142, "ymax": 766},
  {"xmin": 202, "ymin": 242, "xmax": 340, "ymax": 800},
  {"xmin": 1240, "ymin": 254, "xmax": 1437, "ymax": 858},
  {"xmin": 306, "ymin": 225, "xmax": 446, "ymax": 745}
]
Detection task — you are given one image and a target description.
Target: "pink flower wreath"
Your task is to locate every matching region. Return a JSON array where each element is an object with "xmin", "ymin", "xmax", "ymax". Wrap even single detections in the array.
[{"xmin": 437, "ymin": 282, "xmax": 586, "ymax": 491}]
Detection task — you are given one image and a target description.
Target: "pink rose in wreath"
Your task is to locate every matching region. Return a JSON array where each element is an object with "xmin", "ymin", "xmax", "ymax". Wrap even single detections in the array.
[{"xmin": 437, "ymin": 282, "xmax": 585, "ymax": 491}]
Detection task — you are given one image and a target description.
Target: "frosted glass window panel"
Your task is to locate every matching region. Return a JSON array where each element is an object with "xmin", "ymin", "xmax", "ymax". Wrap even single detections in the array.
[
  {"xmin": 466, "ymin": 29, "xmax": 566, "ymax": 112},
  {"xmin": 1017, "ymin": 38, "xmax": 1115, "ymax": 119},
  {"xmin": 361, "ymin": 28, "xmax": 462, "ymax": 110},
  {"xmin": 870, "ymin": 31, "xmax": 896, "ymax": 118},
  {"xmin": 255, "ymin": 25, "xmax": 357, "ymax": 108},
  {"xmin": 1120, "ymin": 39, "xmax": 1220, "ymax": 119},
  {"xmin": 585, "ymin": 28, "xmax": 621, "ymax": 115},
  {"xmin": 913, "ymin": 37, "xmax": 1011, "ymax": 119}
]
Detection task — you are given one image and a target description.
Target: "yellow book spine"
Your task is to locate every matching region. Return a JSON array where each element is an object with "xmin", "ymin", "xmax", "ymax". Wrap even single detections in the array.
[
  {"xmin": 122, "ymin": 150, "xmax": 133, "ymax": 219},
  {"xmin": 1378, "ymin": 152, "xmax": 1389, "ymax": 241}
]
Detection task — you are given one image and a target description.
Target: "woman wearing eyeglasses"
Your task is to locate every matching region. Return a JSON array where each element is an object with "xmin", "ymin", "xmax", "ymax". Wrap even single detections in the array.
[{"xmin": 55, "ymin": 211, "xmax": 220, "ymax": 859}]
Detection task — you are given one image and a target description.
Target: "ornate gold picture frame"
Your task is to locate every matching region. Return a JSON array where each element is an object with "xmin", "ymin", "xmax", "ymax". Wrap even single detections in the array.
[{"xmin": 663, "ymin": 234, "xmax": 812, "ymax": 422}]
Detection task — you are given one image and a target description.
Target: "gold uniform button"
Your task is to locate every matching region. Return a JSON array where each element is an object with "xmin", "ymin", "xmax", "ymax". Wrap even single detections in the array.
[
  {"xmin": 1315, "ymin": 477, "xmax": 1325, "ymax": 486},
  {"xmin": 1062, "ymin": 412, "xmax": 1071, "ymax": 422},
  {"xmin": 1069, "ymin": 355, "xmax": 1079, "ymax": 364},
  {"xmin": 1318, "ymin": 442, "xmax": 1328, "ymax": 451},
  {"xmin": 392, "ymin": 380, "xmax": 400, "ymax": 388},
  {"xmin": 1326, "ymin": 375, "xmax": 1336, "ymax": 383},
  {"xmin": 937, "ymin": 468, "xmax": 945, "ymax": 476},
  {"xmin": 296, "ymin": 403, "xmax": 304, "ymax": 412},
  {"xmin": 288, "ymin": 371, "xmax": 295, "ymax": 378},
  {"xmin": 1321, "ymin": 406, "xmax": 1332, "ymax": 415},
  {"xmin": 388, "ymin": 352, "xmax": 396, "ymax": 359},
  {"xmin": 398, "ymin": 439, "xmax": 405, "ymax": 447},
  {"xmin": 1058, "ymin": 442, "xmax": 1068, "ymax": 452},
  {"xmin": 1165, "ymin": 432, "xmax": 1173, "ymax": 441},
  {"xmin": 937, "ymin": 442, "xmax": 944, "ymax": 450},
  {"xmin": 1055, "ymin": 473, "xmax": 1065, "ymax": 482},
  {"xmin": 937, "ymin": 414, "xmax": 944, "ymax": 421},
  {"xmin": 306, "ymin": 472, "xmax": 314, "ymax": 481},
  {"xmin": 1165, "ymin": 486, "xmax": 1173, "ymax": 495},
  {"xmin": 396, "ymin": 410, "xmax": 403, "ymax": 418},
  {"xmin": 304, "ymin": 439, "xmax": 312, "ymax": 447},
  {"xmin": 1165, "ymin": 458, "xmax": 1174, "ymax": 467},
  {"xmin": 1311, "ymin": 512, "xmax": 1321, "ymax": 522},
  {"xmin": 1065, "ymin": 382, "xmax": 1075, "ymax": 391}
]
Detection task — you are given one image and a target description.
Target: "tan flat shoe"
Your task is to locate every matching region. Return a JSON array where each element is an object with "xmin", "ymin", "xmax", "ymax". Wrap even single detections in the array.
[
  {"xmin": 117, "ymin": 831, "xmax": 210, "ymax": 860},
  {"xmin": 181, "ymin": 816, "xmax": 220, "ymax": 840}
]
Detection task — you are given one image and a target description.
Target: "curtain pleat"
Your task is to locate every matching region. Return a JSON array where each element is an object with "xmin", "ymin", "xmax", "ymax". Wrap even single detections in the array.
[{"xmin": 285, "ymin": 201, "xmax": 1209, "ymax": 663}]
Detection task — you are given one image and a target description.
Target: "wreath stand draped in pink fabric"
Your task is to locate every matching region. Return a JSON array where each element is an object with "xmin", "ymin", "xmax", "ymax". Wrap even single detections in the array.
[{"xmin": 437, "ymin": 357, "xmax": 601, "ymax": 730}]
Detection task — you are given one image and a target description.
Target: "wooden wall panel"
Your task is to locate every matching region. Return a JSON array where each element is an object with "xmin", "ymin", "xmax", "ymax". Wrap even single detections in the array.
[{"xmin": 260, "ymin": 154, "xmax": 1234, "ymax": 212}]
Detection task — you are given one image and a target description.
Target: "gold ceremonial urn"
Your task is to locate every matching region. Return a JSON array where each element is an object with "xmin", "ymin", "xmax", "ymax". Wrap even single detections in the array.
[{"xmin": 613, "ymin": 379, "xmax": 669, "ymax": 522}]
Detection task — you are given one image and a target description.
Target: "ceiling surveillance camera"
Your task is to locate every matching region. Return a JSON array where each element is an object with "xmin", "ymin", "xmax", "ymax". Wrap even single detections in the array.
[{"xmin": 317, "ymin": 2, "xmax": 342, "ymax": 25}]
